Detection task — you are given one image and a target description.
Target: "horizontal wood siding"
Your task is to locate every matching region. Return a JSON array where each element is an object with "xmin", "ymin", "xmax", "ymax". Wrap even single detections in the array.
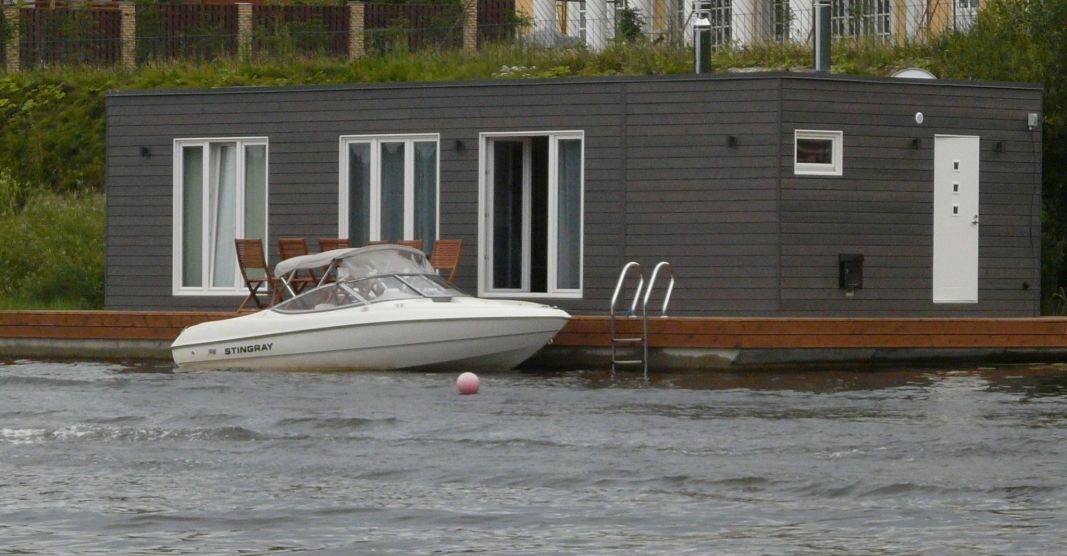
[
  {"xmin": 622, "ymin": 79, "xmax": 781, "ymax": 316},
  {"xmin": 778, "ymin": 78, "xmax": 1042, "ymax": 316},
  {"xmin": 108, "ymin": 78, "xmax": 648, "ymax": 313},
  {"xmin": 105, "ymin": 74, "xmax": 1041, "ymax": 317}
]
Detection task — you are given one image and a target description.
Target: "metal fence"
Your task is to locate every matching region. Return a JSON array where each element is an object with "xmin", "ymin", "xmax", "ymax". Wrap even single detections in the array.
[
  {"xmin": 253, "ymin": 5, "xmax": 349, "ymax": 58},
  {"xmin": 0, "ymin": 0, "xmax": 980, "ymax": 71},
  {"xmin": 0, "ymin": 1, "xmax": 519, "ymax": 70},
  {"xmin": 19, "ymin": 7, "xmax": 121, "ymax": 69},
  {"xmin": 479, "ymin": 0, "xmax": 521, "ymax": 44},
  {"xmin": 519, "ymin": 0, "xmax": 981, "ymax": 50},
  {"xmin": 0, "ymin": 10, "xmax": 6, "ymax": 68},
  {"xmin": 365, "ymin": 3, "xmax": 463, "ymax": 52},
  {"xmin": 136, "ymin": 4, "xmax": 238, "ymax": 62}
]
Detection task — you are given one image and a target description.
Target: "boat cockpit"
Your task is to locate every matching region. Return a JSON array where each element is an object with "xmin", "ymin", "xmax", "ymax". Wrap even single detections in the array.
[{"xmin": 272, "ymin": 245, "xmax": 465, "ymax": 313}]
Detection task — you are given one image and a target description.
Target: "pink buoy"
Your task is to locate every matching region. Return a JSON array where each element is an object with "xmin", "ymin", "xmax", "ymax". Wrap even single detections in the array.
[{"xmin": 456, "ymin": 372, "xmax": 480, "ymax": 395}]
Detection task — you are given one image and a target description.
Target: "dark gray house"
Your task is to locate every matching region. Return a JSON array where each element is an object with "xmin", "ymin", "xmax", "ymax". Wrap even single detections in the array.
[{"xmin": 105, "ymin": 72, "xmax": 1043, "ymax": 316}]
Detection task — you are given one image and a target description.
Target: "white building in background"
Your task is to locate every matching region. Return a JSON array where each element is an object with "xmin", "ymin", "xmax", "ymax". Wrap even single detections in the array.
[{"xmin": 518, "ymin": 0, "xmax": 980, "ymax": 50}]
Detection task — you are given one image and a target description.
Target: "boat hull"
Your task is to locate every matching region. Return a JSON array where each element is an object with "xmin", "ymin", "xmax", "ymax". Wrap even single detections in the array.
[{"xmin": 171, "ymin": 298, "xmax": 569, "ymax": 372}]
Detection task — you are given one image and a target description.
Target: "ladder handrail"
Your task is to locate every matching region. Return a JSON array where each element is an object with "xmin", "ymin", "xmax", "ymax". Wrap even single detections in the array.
[
  {"xmin": 609, "ymin": 261, "xmax": 677, "ymax": 379},
  {"xmin": 609, "ymin": 261, "xmax": 644, "ymax": 319},
  {"xmin": 637, "ymin": 261, "xmax": 675, "ymax": 378},
  {"xmin": 610, "ymin": 262, "xmax": 644, "ymax": 375},
  {"xmin": 642, "ymin": 261, "xmax": 676, "ymax": 319}
]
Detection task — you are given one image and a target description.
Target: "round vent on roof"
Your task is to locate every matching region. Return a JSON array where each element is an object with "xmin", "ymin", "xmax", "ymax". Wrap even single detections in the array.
[{"xmin": 891, "ymin": 67, "xmax": 937, "ymax": 79}]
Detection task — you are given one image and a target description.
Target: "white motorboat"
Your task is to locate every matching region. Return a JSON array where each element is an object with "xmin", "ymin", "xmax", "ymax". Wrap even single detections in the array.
[{"xmin": 171, "ymin": 245, "xmax": 570, "ymax": 371}]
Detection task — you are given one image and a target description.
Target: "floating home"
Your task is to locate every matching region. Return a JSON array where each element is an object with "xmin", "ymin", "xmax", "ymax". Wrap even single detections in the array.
[{"xmin": 105, "ymin": 72, "xmax": 1043, "ymax": 317}]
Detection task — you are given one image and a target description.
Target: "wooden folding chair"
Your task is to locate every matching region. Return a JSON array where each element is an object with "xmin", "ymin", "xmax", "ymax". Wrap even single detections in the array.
[
  {"xmin": 277, "ymin": 238, "xmax": 317, "ymax": 294},
  {"xmin": 317, "ymin": 237, "xmax": 350, "ymax": 252},
  {"xmin": 430, "ymin": 239, "xmax": 461, "ymax": 284},
  {"xmin": 235, "ymin": 238, "xmax": 279, "ymax": 311},
  {"xmin": 397, "ymin": 239, "xmax": 424, "ymax": 252}
]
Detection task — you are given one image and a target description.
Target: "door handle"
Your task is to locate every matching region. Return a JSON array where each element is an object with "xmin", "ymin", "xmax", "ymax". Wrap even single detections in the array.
[{"xmin": 972, "ymin": 214, "xmax": 979, "ymax": 225}]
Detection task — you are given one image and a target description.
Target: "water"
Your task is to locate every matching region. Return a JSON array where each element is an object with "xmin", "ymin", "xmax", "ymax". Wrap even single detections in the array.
[{"xmin": 2, "ymin": 359, "xmax": 1066, "ymax": 555}]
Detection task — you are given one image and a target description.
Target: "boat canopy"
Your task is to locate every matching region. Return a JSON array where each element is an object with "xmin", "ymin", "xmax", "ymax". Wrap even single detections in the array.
[
  {"xmin": 272, "ymin": 245, "xmax": 460, "ymax": 313},
  {"xmin": 274, "ymin": 245, "xmax": 434, "ymax": 280}
]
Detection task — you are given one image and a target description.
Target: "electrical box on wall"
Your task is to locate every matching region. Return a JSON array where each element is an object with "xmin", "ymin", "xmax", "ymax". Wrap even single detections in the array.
[{"xmin": 839, "ymin": 254, "xmax": 864, "ymax": 290}]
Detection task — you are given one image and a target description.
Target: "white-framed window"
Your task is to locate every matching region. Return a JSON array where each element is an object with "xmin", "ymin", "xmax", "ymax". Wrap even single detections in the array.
[
  {"xmin": 954, "ymin": 0, "xmax": 979, "ymax": 31},
  {"xmin": 831, "ymin": 0, "xmax": 891, "ymax": 39},
  {"xmin": 772, "ymin": 0, "xmax": 791, "ymax": 42},
  {"xmin": 704, "ymin": 0, "xmax": 732, "ymax": 47},
  {"xmin": 691, "ymin": 0, "xmax": 731, "ymax": 47},
  {"xmin": 794, "ymin": 130, "xmax": 843, "ymax": 176},
  {"xmin": 478, "ymin": 131, "xmax": 583, "ymax": 299},
  {"xmin": 173, "ymin": 138, "xmax": 268, "ymax": 295},
  {"xmin": 338, "ymin": 134, "xmax": 439, "ymax": 253}
]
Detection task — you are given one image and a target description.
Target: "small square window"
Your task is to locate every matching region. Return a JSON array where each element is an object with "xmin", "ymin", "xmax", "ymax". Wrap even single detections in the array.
[{"xmin": 794, "ymin": 130, "xmax": 843, "ymax": 176}]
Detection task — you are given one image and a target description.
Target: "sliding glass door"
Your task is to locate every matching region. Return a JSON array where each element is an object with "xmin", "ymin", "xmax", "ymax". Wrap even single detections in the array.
[{"xmin": 481, "ymin": 131, "xmax": 583, "ymax": 298}]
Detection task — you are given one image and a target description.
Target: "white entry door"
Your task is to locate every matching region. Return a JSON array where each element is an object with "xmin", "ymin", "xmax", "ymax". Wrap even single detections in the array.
[{"xmin": 933, "ymin": 135, "xmax": 980, "ymax": 303}]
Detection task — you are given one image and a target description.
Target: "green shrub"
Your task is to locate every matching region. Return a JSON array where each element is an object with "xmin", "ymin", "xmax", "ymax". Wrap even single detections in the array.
[
  {"xmin": 0, "ymin": 188, "xmax": 104, "ymax": 309},
  {"xmin": 935, "ymin": 0, "xmax": 1067, "ymax": 309},
  {"xmin": 616, "ymin": 8, "xmax": 646, "ymax": 44}
]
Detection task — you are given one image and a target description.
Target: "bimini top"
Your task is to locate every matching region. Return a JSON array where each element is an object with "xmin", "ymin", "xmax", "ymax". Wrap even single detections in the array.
[
  {"xmin": 272, "ymin": 245, "xmax": 460, "ymax": 313},
  {"xmin": 274, "ymin": 244, "xmax": 434, "ymax": 281}
]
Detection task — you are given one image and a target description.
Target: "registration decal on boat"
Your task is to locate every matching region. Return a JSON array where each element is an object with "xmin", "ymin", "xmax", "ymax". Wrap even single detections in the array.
[{"xmin": 224, "ymin": 343, "xmax": 273, "ymax": 356}]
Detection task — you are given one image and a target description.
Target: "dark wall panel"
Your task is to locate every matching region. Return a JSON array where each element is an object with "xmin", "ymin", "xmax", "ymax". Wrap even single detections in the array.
[
  {"xmin": 778, "ymin": 78, "xmax": 1042, "ymax": 316},
  {"xmin": 106, "ymin": 74, "xmax": 1041, "ymax": 317}
]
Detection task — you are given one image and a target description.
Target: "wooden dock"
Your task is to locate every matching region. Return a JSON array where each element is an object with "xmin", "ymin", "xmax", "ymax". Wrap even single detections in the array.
[
  {"xmin": 555, "ymin": 316, "xmax": 1067, "ymax": 349},
  {"xmin": 2, "ymin": 310, "xmax": 1067, "ymax": 368}
]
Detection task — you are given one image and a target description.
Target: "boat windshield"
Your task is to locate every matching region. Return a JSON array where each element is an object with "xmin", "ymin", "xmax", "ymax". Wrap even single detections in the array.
[
  {"xmin": 273, "ymin": 272, "xmax": 464, "ymax": 314},
  {"xmin": 271, "ymin": 246, "xmax": 463, "ymax": 311}
]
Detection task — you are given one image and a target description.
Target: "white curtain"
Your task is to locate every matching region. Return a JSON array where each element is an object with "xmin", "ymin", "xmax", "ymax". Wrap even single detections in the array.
[
  {"xmin": 556, "ymin": 139, "xmax": 581, "ymax": 290},
  {"xmin": 413, "ymin": 141, "xmax": 437, "ymax": 253},
  {"xmin": 210, "ymin": 144, "xmax": 238, "ymax": 288},
  {"xmin": 181, "ymin": 146, "xmax": 204, "ymax": 288},
  {"xmin": 244, "ymin": 145, "xmax": 267, "ymax": 243}
]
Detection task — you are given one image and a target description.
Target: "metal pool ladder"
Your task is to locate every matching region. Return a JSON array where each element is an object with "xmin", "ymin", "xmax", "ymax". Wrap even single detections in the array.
[{"xmin": 609, "ymin": 261, "xmax": 676, "ymax": 377}]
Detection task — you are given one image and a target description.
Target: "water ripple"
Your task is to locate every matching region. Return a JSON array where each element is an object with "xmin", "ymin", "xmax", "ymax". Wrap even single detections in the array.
[
  {"xmin": 1, "ymin": 424, "xmax": 265, "ymax": 444},
  {"xmin": 1, "ymin": 362, "xmax": 1065, "ymax": 554}
]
